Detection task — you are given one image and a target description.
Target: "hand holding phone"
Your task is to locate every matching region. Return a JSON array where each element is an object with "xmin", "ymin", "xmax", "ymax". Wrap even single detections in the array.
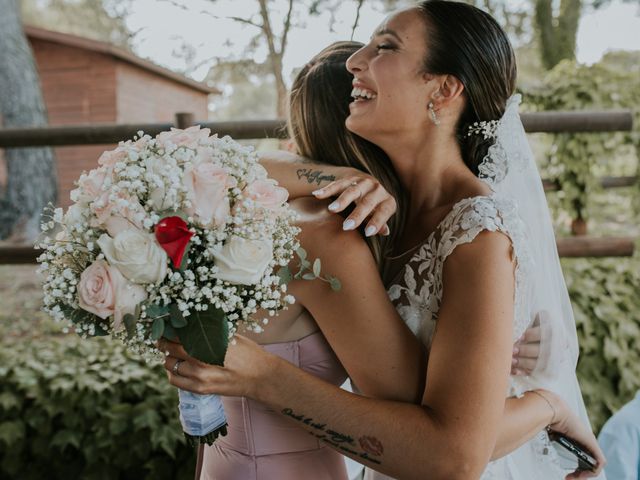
[{"xmin": 548, "ymin": 430, "xmax": 598, "ymax": 473}]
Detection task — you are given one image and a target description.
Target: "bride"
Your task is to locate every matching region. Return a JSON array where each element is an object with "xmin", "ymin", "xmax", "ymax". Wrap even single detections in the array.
[{"xmin": 162, "ymin": 1, "xmax": 605, "ymax": 479}]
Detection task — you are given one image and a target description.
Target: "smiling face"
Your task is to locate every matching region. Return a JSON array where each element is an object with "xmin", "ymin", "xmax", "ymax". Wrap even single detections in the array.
[{"xmin": 345, "ymin": 8, "xmax": 434, "ymax": 143}]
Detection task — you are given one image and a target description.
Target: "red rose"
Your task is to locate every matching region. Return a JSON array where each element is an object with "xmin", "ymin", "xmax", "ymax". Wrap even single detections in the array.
[{"xmin": 154, "ymin": 216, "xmax": 194, "ymax": 268}]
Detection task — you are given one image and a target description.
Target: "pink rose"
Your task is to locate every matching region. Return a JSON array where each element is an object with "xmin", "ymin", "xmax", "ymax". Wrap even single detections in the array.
[
  {"xmin": 183, "ymin": 163, "xmax": 237, "ymax": 228},
  {"xmin": 244, "ymin": 180, "xmax": 289, "ymax": 211},
  {"xmin": 91, "ymin": 191, "xmax": 144, "ymax": 236},
  {"xmin": 77, "ymin": 259, "xmax": 147, "ymax": 331},
  {"xmin": 156, "ymin": 126, "xmax": 211, "ymax": 150},
  {"xmin": 98, "ymin": 148, "xmax": 128, "ymax": 168}
]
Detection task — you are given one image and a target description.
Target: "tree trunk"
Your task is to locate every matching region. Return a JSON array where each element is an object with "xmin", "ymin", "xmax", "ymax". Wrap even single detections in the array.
[
  {"xmin": 535, "ymin": 0, "xmax": 582, "ymax": 70},
  {"xmin": 0, "ymin": 0, "xmax": 57, "ymax": 242}
]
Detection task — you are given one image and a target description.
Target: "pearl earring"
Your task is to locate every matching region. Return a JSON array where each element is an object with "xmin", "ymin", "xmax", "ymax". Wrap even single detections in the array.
[{"xmin": 428, "ymin": 102, "xmax": 440, "ymax": 126}]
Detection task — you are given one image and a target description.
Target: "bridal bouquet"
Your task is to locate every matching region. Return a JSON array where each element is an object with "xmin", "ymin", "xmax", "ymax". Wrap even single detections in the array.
[{"xmin": 37, "ymin": 126, "xmax": 303, "ymax": 445}]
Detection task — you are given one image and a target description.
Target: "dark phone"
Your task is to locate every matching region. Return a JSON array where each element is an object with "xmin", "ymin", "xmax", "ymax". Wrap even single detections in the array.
[{"xmin": 548, "ymin": 431, "xmax": 597, "ymax": 472}]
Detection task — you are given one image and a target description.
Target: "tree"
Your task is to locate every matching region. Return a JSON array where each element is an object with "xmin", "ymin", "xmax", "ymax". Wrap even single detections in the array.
[
  {"xmin": 534, "ymin": 0, "xmax": 582, "ymax": 70},
  {"xmin": 20, "ymin": 0, "xmax": 134, "ymax": 50},
  {"xmin": 0, "ymin": 0, "xmax": 57, "ymax": 241}
]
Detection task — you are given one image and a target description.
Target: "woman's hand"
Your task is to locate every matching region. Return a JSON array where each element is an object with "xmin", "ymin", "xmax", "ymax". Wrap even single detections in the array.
[
  {"xmin": 511, "ymin": 324, "xmax": 541, "ymax": 376},
  {"xmin": 159, "ymin": 335, "xmax": 279, "ymax": 400},
  {"xmin": 312, "ymin": 172, "xmax": 397, "ymax": 237},
  {"xmin": 544, "ymin": 391, "xmax": 606, "ymax": 479}
]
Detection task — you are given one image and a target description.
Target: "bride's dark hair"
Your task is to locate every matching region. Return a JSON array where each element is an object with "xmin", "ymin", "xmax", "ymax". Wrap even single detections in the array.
[
  {"xmin": 288, "ymin": 41, "xmax": 406, "ymax": 277},
  {"xmin": 417, "ymin": 0, "xmax": 517, "ymax": 175}
]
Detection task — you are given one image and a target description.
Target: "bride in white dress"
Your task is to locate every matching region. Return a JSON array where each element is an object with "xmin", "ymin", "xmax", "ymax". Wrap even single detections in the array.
[{"xmin": 162, "ymin": 1, "xmax": 605, "ymax": 478}]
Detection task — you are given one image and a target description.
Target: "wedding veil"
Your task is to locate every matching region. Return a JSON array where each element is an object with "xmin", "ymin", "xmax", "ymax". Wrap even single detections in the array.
[{"xmin": 477, "ymin": 94, "xmax": 601, "ymax": 470}]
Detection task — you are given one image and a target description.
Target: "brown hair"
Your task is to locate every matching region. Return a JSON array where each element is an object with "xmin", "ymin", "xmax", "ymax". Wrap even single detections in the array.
[
  {"xmin": 287, "ymin": 41, "xmax": 406, "ymax": 275},
  {"xmin": 417, "ymin": 0, "xmax": 517, "ymax": 175}
]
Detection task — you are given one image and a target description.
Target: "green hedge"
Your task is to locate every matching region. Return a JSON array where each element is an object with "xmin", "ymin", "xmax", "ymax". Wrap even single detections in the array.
[
  {"xmin": 0, "ymin": 335, "xmax": 195, "ymax": 479},
  {"xmin": 565, "ymin": 254, "xmax": 640, "ymax": 432}
]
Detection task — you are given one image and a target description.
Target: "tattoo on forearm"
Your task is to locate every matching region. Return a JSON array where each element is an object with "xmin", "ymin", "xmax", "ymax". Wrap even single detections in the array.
[
  {"xmin": 282, "ymin": 408, "xmax": 383, "ymax": 465},
  {"xmin": 296, "ymin": 168, "xmax": 336, "ymax": 186}
]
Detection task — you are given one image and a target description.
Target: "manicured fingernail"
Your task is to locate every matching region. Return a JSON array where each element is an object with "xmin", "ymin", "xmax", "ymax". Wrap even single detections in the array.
[
  {"xmin": 365, "ymin": 226, "xmax": 377, "ymax": 237},
  {"xmin": 513, "ymin": 347, "xmax": 519, "ymax": 355},
  {"xmin": 328, "ymin": 201, "xmax": 340, "ymax": 211},
  {"xmin": 343, "ymin": 219, "xmax": 356, "ymax": 230},
  {"xmin": 312, "ymin": 189, "xmax": 323, "ymax": 196},
  {"xmin": 512, "ymin": 358, "xmax": 518, "ymax": 366},
  {"xmin": 381, "ymin": 226, "xmax": 390, "ymax": 236}
]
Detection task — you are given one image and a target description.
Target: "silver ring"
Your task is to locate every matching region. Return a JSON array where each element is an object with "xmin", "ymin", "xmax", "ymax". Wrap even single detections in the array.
[
  {"xmin": 350, "ymin": 181, "xmax": 358, "ymax": 187},
  {"xmin": 172, "ymin": 359, "xmax": 183, "ymax": 376}
]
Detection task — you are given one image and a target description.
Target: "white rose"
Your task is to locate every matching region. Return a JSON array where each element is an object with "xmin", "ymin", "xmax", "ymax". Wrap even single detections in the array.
[
  {"xmin": 213, "ymin": 236, "xmax": 273, "ymax": 285},
  {"xmin": 97, "ymin": 229, "xmax": 168, "ymax": 284}
]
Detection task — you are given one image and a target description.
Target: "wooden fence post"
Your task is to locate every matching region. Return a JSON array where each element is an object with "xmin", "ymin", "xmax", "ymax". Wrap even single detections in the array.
[{"xmin": 175, "ymin": 113, "xmax": 195, "ymax": 129}]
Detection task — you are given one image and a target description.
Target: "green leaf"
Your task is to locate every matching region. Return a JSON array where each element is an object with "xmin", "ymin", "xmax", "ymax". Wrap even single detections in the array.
[
  {"xmin": 91, "ymin": 324, "xmax": 109, "ymax": 337},
  {"xmin": 296, "ymin": 247, "xmax": 307, "ymax": 260},
  {"xmin": 123, "ymin": 314, "xmax": 137, "ymax": 338},
  {"xmin": 302, "ymin": 273, "xmax": 316, "ymax": 281},
  {"xmin": 276, "ymin": 266, "xmax": 293, "ymax": 285},
  {"xmin": 0, "ymin": 392, "xmax": 20, "ymax": 411},
  {"xmin": 329, "ymin": 276, "xmax": 342, "ymax": 292},
  {"xmin": 0, "ymin": 420, "xmax": 25, "ymax": 446},
  {"xmin": 51, "ymin": 429, "xmax": 82, "ymax": 451},
  {"xmin": 146, "ymin": 303, "xmax": 169, "ymax": 319},
  {"xmin": 162, "ymin": 323, "xmax": 179, "ymax": 342},
  {"xmin": 175, "ymin": 306, "xmax": 228, "ymax": 365},
  {"xmin": 312, "ymin": 258, "xmax": 321, "ymax": 277},
  {"xmin": 178, "ymin": 243, "xmax": 191, "ymax": 272},
  {"xmin": 151, "ymin": 317, "xmax": 165, "ymax": 341},
  {"xmin": 168, "ymin": 304, "xmax": 187, "ymax": 328}
]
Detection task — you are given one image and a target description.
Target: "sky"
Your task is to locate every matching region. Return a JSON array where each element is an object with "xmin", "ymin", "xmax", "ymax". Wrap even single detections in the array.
[{"xmin": 123, "ymin": 0, "xmax": 640, "ymax": 84}]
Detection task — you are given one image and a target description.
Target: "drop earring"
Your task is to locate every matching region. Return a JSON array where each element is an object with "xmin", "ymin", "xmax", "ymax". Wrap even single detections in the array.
[{"xmin": 428, "ymin": 102, "xmax": 440, "ymax": 126}]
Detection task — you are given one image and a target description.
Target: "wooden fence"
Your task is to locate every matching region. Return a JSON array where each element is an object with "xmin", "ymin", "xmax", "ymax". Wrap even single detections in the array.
[{"xmin": 0, "ymin": 110, "xmax": 636, "ymax": 264}]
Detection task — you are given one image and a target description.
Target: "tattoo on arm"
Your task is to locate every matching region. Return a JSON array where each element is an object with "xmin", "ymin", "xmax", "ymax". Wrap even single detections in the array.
[
  {"xmin": 282, "ymin": 408, "xmax": 384, "ymax": 465},
  {"xmin": 296, "ymin": 168, "xmax": 336, "ymax": 186}
]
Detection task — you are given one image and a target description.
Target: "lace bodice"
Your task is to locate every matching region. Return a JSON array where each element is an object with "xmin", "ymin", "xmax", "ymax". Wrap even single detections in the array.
[{"xmin": 387, "ymin": 194, "xmax": 532, "ymax": 353}]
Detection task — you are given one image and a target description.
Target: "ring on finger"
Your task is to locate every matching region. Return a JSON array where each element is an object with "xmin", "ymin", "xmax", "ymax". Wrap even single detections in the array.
[
  {"xmin": 172, "ymin": 359, "xmax": 184, "ymax": 376},
  {"xmin": 349, "ymin": 182, "xmax": 362, "ymax": 200}
]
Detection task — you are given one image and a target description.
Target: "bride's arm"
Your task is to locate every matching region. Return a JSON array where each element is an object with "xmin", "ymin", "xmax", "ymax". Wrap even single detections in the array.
[{"xmin": 286, "ymin": 203, "xmax": 426, "ymax": 402}]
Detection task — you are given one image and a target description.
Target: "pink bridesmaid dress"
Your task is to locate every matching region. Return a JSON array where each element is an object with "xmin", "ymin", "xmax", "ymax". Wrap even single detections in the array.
[{"xmin": 199, "ymin": 330, "xmax": 349, "ymax": 480}]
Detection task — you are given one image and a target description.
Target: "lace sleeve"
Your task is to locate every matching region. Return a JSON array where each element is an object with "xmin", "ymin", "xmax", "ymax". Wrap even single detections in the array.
[{"xmin": 438, "ymin": 195, "xmax": 532, "ymax": 340}]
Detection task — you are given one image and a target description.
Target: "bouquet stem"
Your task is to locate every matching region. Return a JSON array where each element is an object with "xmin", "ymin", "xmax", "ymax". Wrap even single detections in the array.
[{"xmin": 178, "ymin": 389, "xmax": 228, "ymax": 447}]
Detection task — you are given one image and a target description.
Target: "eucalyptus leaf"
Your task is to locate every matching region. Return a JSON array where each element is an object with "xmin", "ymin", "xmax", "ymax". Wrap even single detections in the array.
[
  {"xmin": 329, "ymin": 276, "xmax": 342, "ymax": 292},
  {"xmin": 151, "ymin": 317, "xmax": 165, "ymax": 341},
  {"xmin": 302, "ymin": 273, "xmax": 316, "ymax": 281},
  {"xmin": 312, "ymin": 258, "xmax": 321, "ymax": 277},
  {"xmin": 169, "ymin": 304, "xmax": 188, "ymax": 328},
  {"xmin": 296, "ymin": 247, "xmax": 307, "ymax": 260},
  {"xmin": 123, "ymin": 314, "xmax": 137, "ymax": 339},
  {"xmin": 163, "ymin": 323, "xmax": 179, "ymax": 342},
  {"xmin": 146, "ymin": 304, "xmax": 169, "ymax": 319},
  {"xmin": 277, "ymin": 266, "xmax": 293, "ymax": 285}
]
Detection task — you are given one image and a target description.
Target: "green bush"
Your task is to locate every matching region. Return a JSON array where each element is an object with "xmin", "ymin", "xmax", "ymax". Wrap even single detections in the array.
[
  {"xmin": 565, "ymin": 254, "xmax": 640, "ymax": 432},
  {"xmin": 0, "ymin": 335, "xmax": 196, "ymax": 479}
]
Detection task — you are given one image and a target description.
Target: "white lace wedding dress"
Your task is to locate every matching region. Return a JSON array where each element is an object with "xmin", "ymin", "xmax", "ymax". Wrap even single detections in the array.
[{"xmin": 364, "ymin": 193, "xmax": 569, "ymax": 480}]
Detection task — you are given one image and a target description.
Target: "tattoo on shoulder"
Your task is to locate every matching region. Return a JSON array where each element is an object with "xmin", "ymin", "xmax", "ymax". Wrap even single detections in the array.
[
  {"xmin": 296, "ymin": 168, "xmax": 336, "ymax": 186},
  {"xmin": 281, "ymin": 408, "xmax": 384, "ymax": 465}
]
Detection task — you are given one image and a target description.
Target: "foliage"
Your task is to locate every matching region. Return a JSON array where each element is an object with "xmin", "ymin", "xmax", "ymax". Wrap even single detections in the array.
[
  {"xmin": 20, "ymin": 0, "xmax": 134, "ymax": 49},
  {"xmin": 564, "ymin": 253, "xmax": 640, "ymax": 432},
  {"xmin": 0, "ymin": 334, "xmax": 196, "ymax": 479},
  {"xmin": 525, "ymin": 57, "xmax": 640, "ymax": 224}
]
